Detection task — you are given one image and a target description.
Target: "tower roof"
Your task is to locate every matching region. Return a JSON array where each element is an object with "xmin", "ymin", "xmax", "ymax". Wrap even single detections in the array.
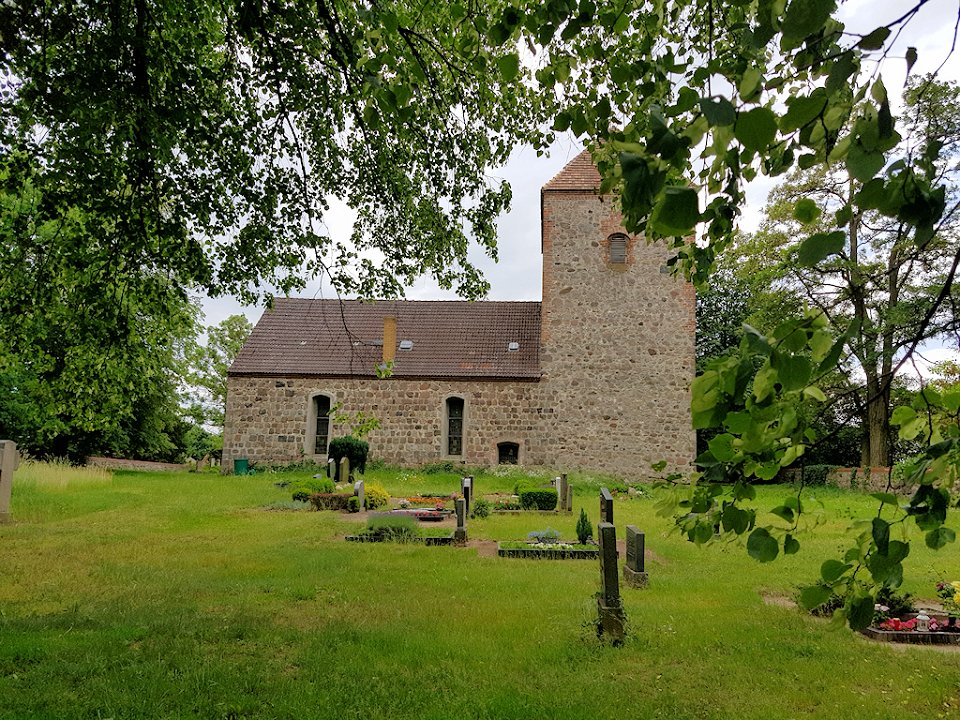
[{"xmin": 542, "ymin": 150, "xmax": 602, "ymax": 192}]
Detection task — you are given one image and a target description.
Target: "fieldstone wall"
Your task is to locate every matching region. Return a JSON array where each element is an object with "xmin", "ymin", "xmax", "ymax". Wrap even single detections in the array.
[
  {"xmin": 223, "ymin": 376, "xmax": 541, "ymax": 469},
  {"xmin": 539, "ymin": 191, "xmax": 696, "ymax": 477}
]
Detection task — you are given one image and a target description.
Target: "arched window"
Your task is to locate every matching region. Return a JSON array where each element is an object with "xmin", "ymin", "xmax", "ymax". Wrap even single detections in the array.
[
  {"xmin": 312, "ymin": 394, "xmax": 332, "ymax": 455},
  {"xmin": 607, "ymin": 233, "xmax": 628, "ymax": 264},
  {"xmin": 445, "ymin": 397, "xmax": 464, "ymax": 456},
  {"xmin": 497, "ymin": 442, "xmax": 519, "ymax": 465}
]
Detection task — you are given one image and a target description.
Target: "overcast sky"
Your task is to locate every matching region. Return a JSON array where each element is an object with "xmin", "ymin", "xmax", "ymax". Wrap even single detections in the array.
[{"xmin": 201, "ymin": 0, "xmax": 960, "ymax": 369}]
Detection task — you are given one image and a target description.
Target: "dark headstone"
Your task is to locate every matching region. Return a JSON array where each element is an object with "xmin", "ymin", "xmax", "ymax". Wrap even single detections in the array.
[
  {"xmin": 565, "ymin": 485, "xmax": 574, "ymax": 514},
  {"xmin": 624, "ymin": 525, "xmax": 648, "ymax": 589},
  {"xmin": 454, "ymin": 497, "xmax": 467, "ymax": 544},
  {"xmin": 559, "ymin": 474, "xmax": 570, "ymax": 511},
  {"xmin": 597, "ymin": 521, "xmax": 625, "ymax": 643},
  {"xmin": 600, "ymin": 487, "xmax": 614, "ymax": 525}
]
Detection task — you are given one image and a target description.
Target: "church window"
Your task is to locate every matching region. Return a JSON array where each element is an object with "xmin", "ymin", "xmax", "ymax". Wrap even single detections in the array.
[
  {"xmin": 607, "ymin": 233, "xmax": 628, "ymax": 264},
  {"xmin": 312, "ymin": 394, "xmax": 331, "ymax": 455},
  {"xmin": 446, "ymin": 397, "xmax": 464, "ymax": 456}
]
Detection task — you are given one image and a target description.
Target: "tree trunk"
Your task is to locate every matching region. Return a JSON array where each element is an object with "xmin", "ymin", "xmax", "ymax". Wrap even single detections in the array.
[{"xmin": 865, "ymin": 377, "xmax": 891, "ymax": 467}]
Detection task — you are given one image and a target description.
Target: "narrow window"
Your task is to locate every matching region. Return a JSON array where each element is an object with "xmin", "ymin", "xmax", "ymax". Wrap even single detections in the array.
[
  {"xmin": 608, "ymin": 233, "xmax": 628, "ymax": 264},
  {"xmin": 314, "ymin": 395, "xmax": 331, "ymax": 455},
  {"xmin": 446, "ymin": 397, "xmax": 464, "ymax": 456},
  {"xmin": 497, "ymin": 442, "xmax": 519, "ymax": 465}
]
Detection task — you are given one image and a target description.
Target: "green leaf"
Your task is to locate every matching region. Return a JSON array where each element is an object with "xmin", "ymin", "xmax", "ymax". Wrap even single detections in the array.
[
  {"xmin": 821, "ymin": 559, "xmax": 851, "ymax": 583},
  {"xmin": 871, "ymin": 517, "xmax": 890, "ymax": 554},
  {"xmin": 784, "ymin": 534, "xmax": 800, "ymax": 555},
  {"xmin": 496, "ymin": 54, "xmax": 520, "ymax": 82},
  {"xmin": 847, "ymin": 594, "xmax": 876, "ymax": 630},
  {"xmin": 747, "ymin": 527, "xmax": 779, "ymax": 562},
  {"xmin": 859, "ymin": 26, "xmax": 891, "ymax": 50},
  {"xmin": 890, "ymin": 405, "xmax": 917, "ymax": 426},
  {"xmin": 803, "ymin": 385, "xmax": 827, "ymax": 402},
  {"xmin": 722, "ymin": 503, "xmax": 751, "ymax": 534},
  {"xmin": 738, "ymin": 69, "xmax": 762, "ymax": 101},
  {"xmin": 797, "ymin": 231, "xmax": 845, "ymax": 266},
  {"xmin": 708, "ymin": 433, "xmax": 737, "ymax": 463},
  {"xmin": 781, "ymin": 90, "xmax": 828, "ymax": 132},
  {"xmin": 772, "ymin": 352, "xmax": 812, "ymax": 391},
  {"xmin": 870, "ymin": 492, "xmax": 899, "ymax": 506},
  {"xmin": 781, "ymin": 0, "xmax": 836, "ymax": 47},
  {"xmin": 799, "ymin": 583, "xmax": 833, "ymax": 610},
  {"xmin": 792, "ymin": 198, "xmax": 821, "ymax": 224},
  {"xmin": 867, "ymin": 553, "xmax": 903, "ymax": 587},
  {"xmin": 699, "ymin": 96, "xmax": 736, "ymax": 127},
  {"xmin": 734, "ymin": 107, "xmax": 777, "ymax": 151},
  {"xmin": 771, "ymin": 505, "xmax": 794, "ymax": 522},
  {"xmin": 846, "ymin": 142, "xmax": 885, "ymax": 183},
  {"xmin": 648, "ymin": 187, "xmax": 700, "ymax": 236},
  {"xmin": 925, "ymin": 526, "xmax": 956, "ymax": 550},
  {"xmin": 906, "ymin": 47, "xmax": 918, "ymax": 76}
]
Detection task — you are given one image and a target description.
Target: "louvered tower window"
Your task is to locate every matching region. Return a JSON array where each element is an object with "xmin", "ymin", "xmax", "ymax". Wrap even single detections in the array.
[{"xmin": 608, "ymin": 233, "xmax": 628, "ymax": 264}]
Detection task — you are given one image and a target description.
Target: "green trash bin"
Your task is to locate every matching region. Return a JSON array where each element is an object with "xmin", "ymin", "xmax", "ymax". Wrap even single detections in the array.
[{"xmin": 234, "ymin": 458, "xmax": 249, "ymax": 476}]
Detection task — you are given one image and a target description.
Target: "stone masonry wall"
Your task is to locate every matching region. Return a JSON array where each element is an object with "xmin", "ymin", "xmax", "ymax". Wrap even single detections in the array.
[
  {"xmin": 223, "ymin": 375, "xmax": 541, "ymax": 470},
  {"xmin": 539, "ymin": 191, "xmax": 696, "ymax": 478}
]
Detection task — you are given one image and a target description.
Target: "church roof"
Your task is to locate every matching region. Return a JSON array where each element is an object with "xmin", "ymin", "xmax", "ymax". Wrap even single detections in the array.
[
  {"xmin": 229, "ymin": 298, "xmax": 542, "ymax": 380},
  {"xmin": 542, "ymin": 149, "xmax": 602, "ymax": 192}
]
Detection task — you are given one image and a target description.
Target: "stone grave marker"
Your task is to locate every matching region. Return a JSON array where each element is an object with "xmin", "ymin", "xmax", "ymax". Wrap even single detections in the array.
[
  {"xmin": 461, "ymin": 476, "xmax": 473, "ymax": 517},
  {"xmin": 0, "ymin": 440, "xmax": 17, "ymax": 523},
  {"xmin": 559, "ymin": 474, "xmax": 570, "ymax": 511},
  {"xmin": 565, "ymin": 485, "xmax": 574, "ymax": 514},
  {"xmin": 454, "ymin": 497, "xmax": 467, "ymax": 544},
  {"xmin": 623, "ymin": 525, "xmax": 649, "ymax": 588},
  {"xmin": 597, "ymin": 522, "xmax": 625, "ymax": 643},
  {"xmin": 327, "ymin": 457, "xmax": 336, "ymax": 479},
  {"xmin": 338, "ymin": 456, "xmax": 350, "ymax": 484},
  {"xmin": 353, "ymin": 479, "xmax": 365, "ymax": 510},
  {"xmin": 599, "ymin": 487, "xmax": 614, "ymax": 525}
]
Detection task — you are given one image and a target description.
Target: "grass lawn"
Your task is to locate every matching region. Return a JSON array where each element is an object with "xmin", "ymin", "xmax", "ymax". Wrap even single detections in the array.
[{"xmin": 2, "ymin": 462, "xmax": 960, "ymax": 719}]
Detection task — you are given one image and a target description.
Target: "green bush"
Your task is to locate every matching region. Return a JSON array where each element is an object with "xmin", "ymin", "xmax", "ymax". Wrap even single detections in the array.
[
  {"xmin": 347, "ymin": 496, "xmax": 361, "ymax": 513},
  {"xmin": 364, "ymin": 481, "xmax": 390, "ymax": 510},
  {"xmin": 513, "ymin": 479, "xmax": 534, "ymax": 495},
  {"xmin": 801, "ymin": 465, "xmax": 837, "ymax": 487},
  {"xmin": 364, "ymin": 513, "xmax": 419, "ymax": 541},
  {"xmin": 471, "ymin": 497, "xmax": 491, "ymax": 519},
  {"xmin": 328, "ymin": 436, "xmax": 370, "ymax": 479},
  {"xmin": 290, "ymin": 477, "xmax": 335, "ymax": 501},
  {"xmin": 519, "ymin": 488, "xmax": 558, "ymax": 511},
  {"xmin": 576, "ymin": 508, "xmax": 593, "ymax": 545},
  {"xmin": 308, "ymin": 492, "xmax": 353, "ymax": 512}
]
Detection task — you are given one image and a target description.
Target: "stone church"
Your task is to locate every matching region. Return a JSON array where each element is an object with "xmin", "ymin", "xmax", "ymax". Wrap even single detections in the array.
[{"xmin": 222, "ymin": 151, "xmax": 696, "ymax": 479}]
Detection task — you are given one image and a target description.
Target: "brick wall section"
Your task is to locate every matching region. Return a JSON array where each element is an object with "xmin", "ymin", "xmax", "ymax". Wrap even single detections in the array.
[
  {"xmin": 539, "ymin": 191, "xmax": 696, "ymax": 477},
  {"xmin": 223, "ymin": 376, "xmax": 542, "ymax": 469}
]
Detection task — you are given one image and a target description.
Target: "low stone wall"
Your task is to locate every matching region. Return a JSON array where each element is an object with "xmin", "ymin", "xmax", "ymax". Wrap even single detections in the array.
[
  {"xmin": 827, "ymin": 467, "xmax": 901, "ymax": 492},
  {"xmin": 86, "ymin": 457, "xmax": 189, "ymax": 473}
]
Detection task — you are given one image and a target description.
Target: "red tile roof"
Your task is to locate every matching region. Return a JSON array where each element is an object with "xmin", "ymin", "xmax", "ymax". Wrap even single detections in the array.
[
  {"xmin": 542, "ymin": 149, "xmax": 602, "ymax": 192},
  {"xmin": 229, "ymin": 298, "xmax": 542, "ymax": 380}
]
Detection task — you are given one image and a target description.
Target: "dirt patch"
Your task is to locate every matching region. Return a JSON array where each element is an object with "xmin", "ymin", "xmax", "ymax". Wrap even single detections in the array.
[
  {"xmin": 467, "ymin": 539, "xmax": 499, "ymax": 558},
  {"xmin": 760, "ymin": 591, "xmax": 798, "ymax": 609}
]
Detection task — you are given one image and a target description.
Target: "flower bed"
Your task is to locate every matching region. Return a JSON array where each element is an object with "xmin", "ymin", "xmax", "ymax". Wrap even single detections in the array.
[
  {"xmin": 864, "ymin": 614, "xmax": 960, "ymax": 645},
  {"xmin": 388, "ymin": 508, "xmax": 450, "ymax": 522},
  {"xmin": 496, "ymin": 541, "xmax": 599, "ymax": 560}
]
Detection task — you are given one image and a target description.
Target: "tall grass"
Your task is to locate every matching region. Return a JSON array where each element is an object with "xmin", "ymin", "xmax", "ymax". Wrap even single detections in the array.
[{"xmin": 13, "ymin": 458, "xmax": 113, "ymax": 490}]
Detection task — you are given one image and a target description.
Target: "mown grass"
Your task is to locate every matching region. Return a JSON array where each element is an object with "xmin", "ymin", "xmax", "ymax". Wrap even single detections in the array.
[{"xmin": 2, "ymin": 464, "xmax": 960, "ymax": 719}]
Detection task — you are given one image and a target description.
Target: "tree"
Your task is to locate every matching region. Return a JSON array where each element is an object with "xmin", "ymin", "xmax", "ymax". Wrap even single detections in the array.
[{"xmin": 182, "ymin": 314, "xmax": 253, "ymax": 427}]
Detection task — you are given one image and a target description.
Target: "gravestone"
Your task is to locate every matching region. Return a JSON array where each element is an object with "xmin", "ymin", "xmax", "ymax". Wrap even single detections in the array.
[
  {"xmin": 597, "ymin": 522, "xmax": 625, "ymax": 643},
  {"xmin": 461, "ymin": 476, "xmax": 473, "ymax": 517},
  {"xmin": 327, "ymin": 458, "xmax": 336, "ymax": 479},
  {"xmin": 559, "ymin": 474, "xmax": 570, "ymax": 512},
  {"xmin": 599, "ymin": 487, "xmax": 614, "ymax": 525},
  {"xmin": 454, "ymin": 497, "xmax": 467, "ymax": 544},
  {"xmin": 353, "ymin": 479, "xmax": 365, "ymax": 510},
  {"xmin": 338, "ymin": 456, "xmax": 350, "ymax": 484},
  {"xmin": 565, "ymin": 485, "xmax": 574, "ymax": 514},
  {"xmin": 623, "ymin": 525, "xmax": 649, "ymax": 588},
  {"xmin": 0, "ymin": 440, "xmax": 18, "ymax": 524}
]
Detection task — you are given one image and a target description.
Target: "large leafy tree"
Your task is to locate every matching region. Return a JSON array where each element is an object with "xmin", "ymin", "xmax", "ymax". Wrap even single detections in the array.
[{"xmin": 181, "ymin": 314, "xmax": 253, "ymax": 427}]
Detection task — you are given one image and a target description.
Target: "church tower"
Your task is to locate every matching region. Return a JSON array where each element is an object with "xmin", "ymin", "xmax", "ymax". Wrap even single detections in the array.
[{"xmin": 537, "ymin": 150, "xmax": 695, "ymax": 477}]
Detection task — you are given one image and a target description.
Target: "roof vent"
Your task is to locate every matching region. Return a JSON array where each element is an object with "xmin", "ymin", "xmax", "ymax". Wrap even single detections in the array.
[
  {"xmin": 399, "ymin": 339, "xmax": 414, "ymax": 350},
  {"xmin": 507, "ymin": 342, "xmax": 520, "ymax": 352}
]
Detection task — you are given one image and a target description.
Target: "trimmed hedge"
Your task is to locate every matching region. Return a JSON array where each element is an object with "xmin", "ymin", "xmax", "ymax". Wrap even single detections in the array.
[
  {"xmin": 309, "ymin": 492, "xmax": 353, "ymax": 511},
  {"xmin": 519, "ymin": 488, "xmax": 558, "ymax": 511},
  {"xmin": 328, "ymin": 436, "xmax": 369, "ymax": 479}
]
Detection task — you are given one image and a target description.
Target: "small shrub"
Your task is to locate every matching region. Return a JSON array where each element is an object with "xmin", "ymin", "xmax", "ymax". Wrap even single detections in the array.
[
  {"xmin": 421, "ymin": 461, "xmax": 455, "ymax": 474},
  {"xmin": 308, "ymin": 492, "xmax": 353, "ymax": 512},
  {"xmin": 800, "ymin": 464, "xmax": 836, "ymax": 487},
  {"xmin": 364, "ymin": 481, "xmax": 390, "ymax": 510},
  {"xmin": 576, "ymin": 508, "xmax": 593, "ymax": 545},
  {"xmin": 364, "ymin": 513, "xmax": 419, "ymax": 541},
  {"xmin": 528, "ymin": 527, "xmax": 561, "ymax": 543},
  {"xmin": 328, "ymin": 436, "xmax": 370, "ymax": 479},
  {"xmin": 519, "ymin": 488, "xmax": 558, "ymax": 511},
  {"xmin": 347, "ymin": 496, "xmax": 361, "ymax": 513},
  {"xmin": 471, "ymin": 498, "xmax": 491, "ymax": 519},
  {"xmin": 876, "ymin": 586, "xmax": 915, "ymax": 616},
  {"xmin": 493, "ymin": 499, "xmax": 522, "ymax": 510},
  {"xmin": 290, "ymin": 477, "xmax": 335, "ymax": 501}
]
